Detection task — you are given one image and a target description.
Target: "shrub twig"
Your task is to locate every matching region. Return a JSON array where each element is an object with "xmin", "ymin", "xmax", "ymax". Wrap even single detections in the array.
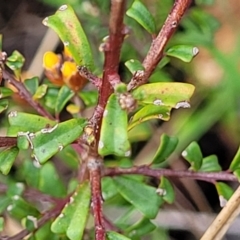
[
  {"xmin": 2, "ymin": 69, "xmax": 54, "ymax": 120},
  {"xmin": 104, "ymin": 165, "xmax": 237, "ymax": 183},
  {"xmin": 128, "ymin": 0, "xmax": 192, "ymax": 90}
]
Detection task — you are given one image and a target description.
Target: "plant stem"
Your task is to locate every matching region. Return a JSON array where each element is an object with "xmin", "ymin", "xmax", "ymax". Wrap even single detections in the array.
[
  {"xmin": 88, "ymin": 2, "xmax": 126, "ymax": 239},
  {"xmin": 128, "ymin": 0, "xmax": 192, "ymax": 90},
  {"xmin": 87, "ymin": 156, "xmax": 105, "ymax": 240},
  {"xmin": 104, "ymin": 165, "xmax": 237, "ymax": 183},
  {"xmin": 91, "ymin": 0, "xmax": 126, "ymax": 148},
  {"xmin": 0, "ymin": 136, "xmax": 17, "ymax": 147},
  {"xmin": 2, "ymin": 69, "xmax": 54, "ymax": 120}
]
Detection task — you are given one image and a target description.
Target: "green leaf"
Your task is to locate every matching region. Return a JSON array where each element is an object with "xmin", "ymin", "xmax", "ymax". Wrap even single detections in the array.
[
  {"xmin": 127, "ymin": 1, "xmax": 156, "ymax": 34},
  {"xmin": 113, "ymin": 176, "xmax": 163, "ymax": 219},
  {"xmin": 0, "ymin": 196, "xmax": 11, "ymax": 214},
  {"xmin": 51, "ymin": 181, "xmax": 91, "ymax": 240},
  {"xmin": 0, "ymin": 99, "xmax": 9, "ymax": 113},
  {"xmin": 7, "ymin": 196, "xmax": 39, "ymax": 220},
  {"xmin": 128, "ymin": 105, "xmax": 171, "ymax": 131},
  {"xmin": 199, "ymin": 155, "xmax": 222, "ymax": 172},
  {"xmin": 0, "ymin": 147, "xmax": 19, "ymax": 174},
  {"xmin": 24, "ymin": 77, "xmax": 39, "ymax": 95},
  {"xmin": 79, "ymin": 90, "xmax": 98, "ymax": 107},
  {"xmin": 229, "ymin": 146, "xmax": 240, "ymax": 171},
  {"xmin": 158, "ymin": 177, "xmax": 175, "ymax": 204},
  {"xmin": 56, "ymin": 145, "xmax": 79, "ymax": 169},
  {"xmin": 126, "ymin": 218, "xmax": 156, "ymax": 238},
  {"xmin": 32, "ymin": 118, "xmax": 86, "ymax": 163},
  {"xmin": 128, "ymin": 122, "xmax": 152, "ymax": 142},
  {"xmin": 17, "ymin": 134, "xmax": 30, "ymax": 150},
  {"xmin": 0, "ymin": 87, "xmax": 14, "ymax": 98},
  {"xmin": 215, "ymin": 182, "xmax": 234, "ymax": 207},
  {"xmin": 152, "ymin": 134, "xmax": 178, "ymax": 165},
  {"xmin": 102, "ymin": 177, "xmax": 119, "ymax": 200},
  {"xmin": 107, "ymin": 231, "xmax": 131, "ymax": 240},
  {"xmin": 43, "ymin": 86, "xmax": 59, "ymax": 110},
  {"xmin": 6, "ymin": 50, "xmax": 25, "ymax": 75},
  {"xmin": 38, "ymin": 162, "xmax": 66, "ymax": 197},
  {"xmin": 125, "ymin": 59, "xmax": 145, "ymax": 74},
  {"xmin": 55, "ymin": 85, "xmax": 75, "ymax": 116},
  {"xmin": 33, "ymin": 84, "xmax": 48, "ymax": 100},
  {"xmin": 43, "ymin": 4, "xmax": 94, "ymax": 69},
  {"xmin": 182, "ymin": 141, "xmax": 203, "ymax": 171},
  {"xmin": 24, "ymin": 215, "xmax": 38, "ymax": 231},
  {"xmin": 132, "ymin": 82, "xmax": 195, "ymax": 108},
  {"xmin": 99, "ymin": 94, "xmax": 131, "ymax": 157},
  {"xmin": 8, "ymin": 112, "xmax": 56, "ymax": 134},
  {"xmin": 166, "ymin": 45, "xmax": 199, "ymax": 63}
]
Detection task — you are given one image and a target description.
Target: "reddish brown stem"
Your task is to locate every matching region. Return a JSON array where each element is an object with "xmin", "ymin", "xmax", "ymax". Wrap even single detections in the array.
[
  {"xmin": 91, "ymin": 0, "xmax": 126, "ymax": 148},
  {"xmin": 128, "ymin": 0, "xmax": 192, "ymax": 90},
  {"xmin": 2, "ymin": 69, "xmax": 54, "ymax": 120},
  {"xmin": 104, "ymin": 166, "xmax": 237, "ymax": 183},
  {"xmin": 87, "ymin": 156, "xmax": 105, "ymax": 240},
  {"xmin": 0, "ymin": 136, "xmax": 17, "ymax": 147}
]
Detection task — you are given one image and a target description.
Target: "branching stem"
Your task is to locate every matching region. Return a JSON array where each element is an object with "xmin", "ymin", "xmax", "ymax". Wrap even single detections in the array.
[
  {"xmin": 2, "ymin": 69, "xmax": 54, "ymax": 120},
  {"xmin": 104, "ymin": 166, "xmax": 237, "ymax": 183},
  {"xmin": 128, "ymin": 0, "xmax": 192, "ymax": 90}
]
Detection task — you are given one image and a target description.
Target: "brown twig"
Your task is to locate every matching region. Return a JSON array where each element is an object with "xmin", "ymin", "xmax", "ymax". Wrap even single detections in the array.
[
  {"xmin": 87, "ymin": 1, "xmax": 127, "ymax": 240},
  {"xmin": 87, "ymin": 156, "xmax": 105, "ymax": 240},
  {"xmin": 91, "ymin": 0, "xmax": 127, "ymax": 148},
  {"xmin": 0, "ymin": 137, "xmax": 17, "ymax": 147},
  {"xmin": 128, "ymin": 0, "xmax": 192, "ymax": 90},
  {"xmin": 104, "ymin": 165, "xmax": 237, "ymax": 183},
  {"xmin": 2, "ymin": 69, "xmax": 54, "ymax": 120}
]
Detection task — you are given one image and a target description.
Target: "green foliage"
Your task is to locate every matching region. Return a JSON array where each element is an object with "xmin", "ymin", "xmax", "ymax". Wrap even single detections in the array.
[
  {"xmin": 0, "ymin": 1, "xmax": 239, "ymax": 239},
  {"xmin": 152, "ymin": 134, "xmax": 178, "ymax": 165},
  {"xmin": 43, "ymin": 4, "xmax": 94, "ymax": 69},
  {"xmin": 126, "ymin": 0, "xmax": 156, "ymax": 34},
  {"xmin": 99, "ymin": 94, "xmax": 131, "ymax": 156},
  {"xmin": 51, "ymin": 181, "xmax": 91, "ymax": 240}
]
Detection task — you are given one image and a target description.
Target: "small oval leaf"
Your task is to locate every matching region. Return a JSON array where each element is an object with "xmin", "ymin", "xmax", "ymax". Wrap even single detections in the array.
[
  {"xmin": 215, "ymin": 182, "xmax": 234, "ymax": 207},
  {"xmin": 152, "ymin": 134, "xmax": 178, "ymax": 165},
  {"xmin": 166, "ymin": 45, "xmax": 199, "ymax": 63},
  {"xmin": 157, "ymin": 177, "xmax": 175, "ymax": 204},
  {"xmin": 182, "ymin": 141, "xmax": 203, "ymax": 171},
  {"xmin": 99, "ymin": 94, "xmax": 131, "ymax": 157},
  {"xmin": 55, "ymin": 85, "xmax": 75, "ymax": 116},
  {"xmin": 132, "ymin": 82, "xmax": 195, "ymax": 108},
  {"xmin": 126, "ymin": 1, "xmax": 156, "ymax": 34},
  {"xmin": 199, "ymin": 155, "xmax": 222, "ymax": 172},
  {"xmin": 32, "ymin": 118, "xmax": 86, "ymax": 163},
  {"xmin": 32, "ymin": 84, "xmax": 48, "ymax": 100},
  {"xmin": 43, "ymin": 4, "xmax": 94, "ymax": 69},
  {"xmin": 125, "ymin": 59, "xmax": 145, "ymax": 74},
  {"xmin": 0, "ymin": 147, "xmax": 19, "ymax": 175},
  {"xmin": 113, "ymin": 176, "xmax": 163, "ymax": 219},
  {"xmin": 0, "ymin": 87, "xmax": 14, "ymax": 98},
  {"xmin": 128, "ymin": 105, "xmax": 171, "ymax": 131},
  {"xmin": 24, "ymin": 77, "xmax": 39, "ymax": 95},
  {"xmin": 51, "ymin": 181, "xmax": 91, "ymax": 240},
  {"xmin": 8, "ymin": 112, "xmax": 56, "ymax": 134}
]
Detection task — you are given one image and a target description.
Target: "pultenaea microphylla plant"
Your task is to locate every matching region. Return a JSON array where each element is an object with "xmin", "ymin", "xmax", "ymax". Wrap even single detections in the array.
[{"xmin": 0, "ymin": 1, "xmax": 240, "ymax": 240}]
